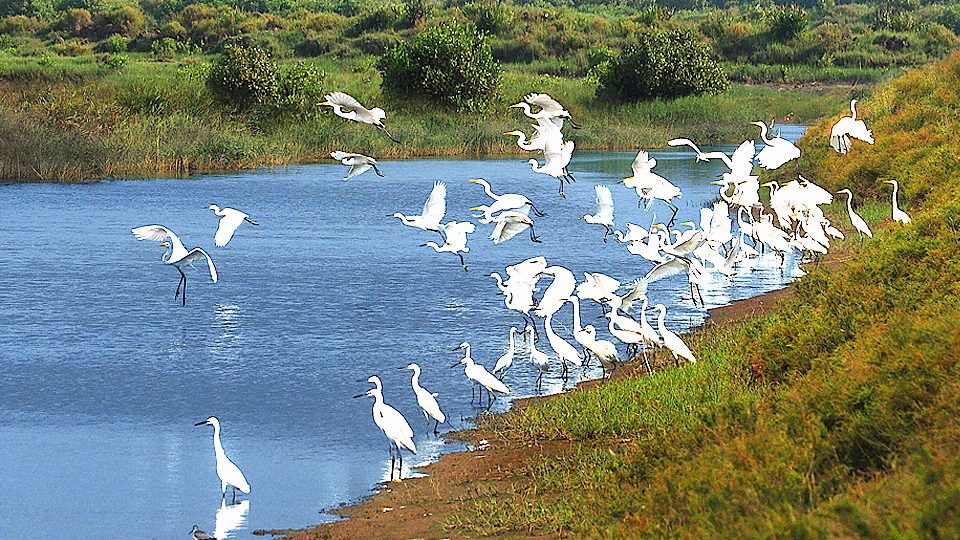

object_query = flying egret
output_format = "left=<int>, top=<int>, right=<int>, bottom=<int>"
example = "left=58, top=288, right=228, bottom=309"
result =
left=393, top=181, right=446, bottom=238
left=505, top=116, right=560, bottom=151
left=525, top=325, right=551, bottom=390
left=424, top=220, right=475, bottom=271
left=190, top=525, right=216, bottom=540
left=402, top=363, right=445, bottom=434
left=512, top=92, right=581, bottom=129
left=320, top=91, right=400, bottom=143
left=452, top=342, right=509, bottom=407
left=468, top=178, right=545, bottom=221
left=838, top=188, right=873, bottom=239
left=354, top=376, right=416, bottom=480
left=884, top=180, right=911, bottom=223
left=493, top=326, right=519, bottom=379
left=330, top=151, right=384, bottom=179
left=535, top=265, right=576, bottom=319
left=830, top=99, right=874, bottom=154
left=489, top=207, right=541, bottom=244
left=207, top=205, right=258, bottom=247
left=544, top=309, right=583, bottom=379
left=195, top=416, right=250, bottom=502
left=526, top=121, right=575, bottom=197
left=132, top=225, right=217, bottom=306
left=751, top=121, right=800, bottom=170
left=584, top=185, right=615, bottom=241
left=653, top=303, right=697, bottom=364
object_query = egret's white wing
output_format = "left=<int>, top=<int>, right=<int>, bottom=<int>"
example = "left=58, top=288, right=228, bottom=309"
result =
left=594, top=185, right=614, bottom=221
left=524, top=93, right=564, bottom=115
left=421, top=182, right=446, bottom=225
left=728, top=140, right=756, bottom=177
left=323, top=91, right=364, bottom=113
left=184, top=248, right=218, bottom=282
left=131, top=225, right=174, bottom=243
left=214, top=212, right=246, bottom=247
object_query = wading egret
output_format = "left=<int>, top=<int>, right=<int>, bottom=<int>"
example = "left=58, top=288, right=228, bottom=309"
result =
left=830, top=99, right=874, bottom=154
left=321, top=91, right=400, bottom=143
left=885, top=180, right=911, bottom=223
left=584, top=185, right=615, bottom=241
left=452, top=342, right=509, bottom=407
left=512, top=92, right=581, bottom=129
left=838, top=188, right=873, bottom=239
left=354, top=376, right=416, bottom=480
left=132, top=225, right=217, bottom=306
left=393, top=181, right=446, bottom=237
left=544, top=309, right=583, bottom=379
left=424, top=220, right=475, bottom=271
left=653, top=304, right=697, bottom=364
left=208, top=205, right=258, bottom=247
left=581, top=325, right=619, bottom=377
left=403, top=363, right=445, bottom=434
left=330, top=151, right=384, bottom=179
left=526, top=325, right=551, bottom=390
left=751, top=121, right=800, bottom=170
left=493, top=326, right=519, bottom=379
left=195, top=416, right=250, bottom=502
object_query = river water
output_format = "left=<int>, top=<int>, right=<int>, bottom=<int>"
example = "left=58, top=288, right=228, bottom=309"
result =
left=0, top=127, right=806, bottom=539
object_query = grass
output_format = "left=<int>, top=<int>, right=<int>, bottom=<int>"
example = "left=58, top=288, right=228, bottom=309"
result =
left=439, top=50, right=960, bottom=539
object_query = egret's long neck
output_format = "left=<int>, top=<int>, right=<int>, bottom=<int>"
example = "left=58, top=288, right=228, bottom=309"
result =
left=570, top=298, right=582, bottom=331
left=657, top=307, right=667, bottom=333
left=212, top=423, right=226, bottom=459
left=411, top=369, right=420, bottom=389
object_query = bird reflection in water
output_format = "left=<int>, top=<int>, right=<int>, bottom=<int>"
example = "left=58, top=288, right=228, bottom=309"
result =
left=214, top=499, right=250, bottom=539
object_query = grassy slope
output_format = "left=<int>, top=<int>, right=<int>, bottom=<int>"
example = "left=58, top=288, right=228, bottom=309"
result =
left=449, top=51, right=960, bottom=539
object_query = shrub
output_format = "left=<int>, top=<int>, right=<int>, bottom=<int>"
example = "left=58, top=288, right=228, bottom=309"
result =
left=207, top=42, right=277, bottom=111
left=598, top=28, right=728, bottom=102
left=275, top=60, right=325, bottom=119
left=377, top=22, right=501, bottom=111
left=764, top=5, right=808, bottom=41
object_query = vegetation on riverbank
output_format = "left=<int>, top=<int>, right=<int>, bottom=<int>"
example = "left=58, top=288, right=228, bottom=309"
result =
left=1, top=0, right=958, bottom=181
left=439, top=50, right=960, bottom=539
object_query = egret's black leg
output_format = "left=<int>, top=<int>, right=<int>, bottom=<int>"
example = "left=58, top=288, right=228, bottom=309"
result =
left=529, top=202, right=546, bottom=217
left=457, top=252, right=467, bottom=272
left=529, top=224, right=542, bottom=243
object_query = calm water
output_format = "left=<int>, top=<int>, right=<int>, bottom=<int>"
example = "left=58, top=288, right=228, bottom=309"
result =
left=0, top=128, right=806, bottom=540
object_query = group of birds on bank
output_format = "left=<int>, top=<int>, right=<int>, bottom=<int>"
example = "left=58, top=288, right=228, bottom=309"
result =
left=133, top=89, right=913, bottom=508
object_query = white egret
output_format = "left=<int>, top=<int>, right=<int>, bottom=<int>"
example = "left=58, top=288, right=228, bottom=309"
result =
left=393, top=181, right=446, bottom=237
left=512, top=92, right=581, bottom=129
left=751, top=121, right=800, bottom=170
left=424, top=220, right=475, bottom=271
left=605, top=313, right=644, bottom=366
left=453, top=342, right=509, bottom=407
left=544, top=310, right=583, bottom=379
left=354, top=376, right=416, bottom=480
left=132, top=225, right=217, bottom=306
left=504, top=116, right=559, bottom=151
left=489, top=207, right=541, bottom=244
left=535, top=265, right=576, bottom=318
left=637, top=296, right=662, bottom=371
left=612, top=222, right=648, bottom=244
left=190, top=525, right=216, bottom=540
left=885, top=180, right=911, bottom=223
left=525, top=325, right=551, bottom=389
left=468, top=178, right=544, bottom=221
left=566, top=296, right=597, bottom=361
left=838, top=189, right=873, bottom=239
left=493, top=326, right=519, bottom=379
left=576, top=272, right=621, bottom=308
left=195, top=416, right=250, bottom=502
left=330, top=151, right=384, bottom=179
left=830, top=99, right=874, bottom=154
left=527, top=136, right=576, bottom=198
left=320, top=91, right=399, bottom=143
left=584, top=184, right=615, bottom=241
left=623, top=149, right=682, bottom=223
left=653, top=304, right=697, bottom=364
left=207, top=205, right=258, bottom=247
left=403, top=363, right=446, bottom=434
left=581, top=325, right=619, bottom=377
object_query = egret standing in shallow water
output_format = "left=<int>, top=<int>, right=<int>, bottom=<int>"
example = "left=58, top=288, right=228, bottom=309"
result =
left=453, top=342, right=509, bottom=407
left=208, top=205, right=259, bottom=247
left=354, top=376, right=416, bottom=480
left=402, top=363, right=446, bottom=435
left=493, top=326, right=519, bottom=379
left=195, top=416, right=250, bottom=503
left=132, top=225, right=217, bottom=306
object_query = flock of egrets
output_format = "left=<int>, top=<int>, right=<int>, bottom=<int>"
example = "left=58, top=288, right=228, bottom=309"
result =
left=133, top=89, right=912, bottom=527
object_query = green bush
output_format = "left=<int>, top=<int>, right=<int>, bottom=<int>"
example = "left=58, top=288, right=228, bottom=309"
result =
left=764, top=5, right=808, bottom=41
left=275, top=60, right=325, bottom=119
left=598, top=28, right=727, bottom=102
left=207, top=42, right=277, bottom=111
left=377, top=22, right=501, bottom=111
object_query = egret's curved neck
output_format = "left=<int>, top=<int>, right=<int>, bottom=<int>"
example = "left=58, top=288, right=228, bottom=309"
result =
left=570, top=297, right=582, bottom=330
left=850, top=100, right=858, bottom=119
left=212, top=422, right=226, bottom=459
left=410, top=368, right=420, bottom=388
left=656, top=307, right=667, bottom=331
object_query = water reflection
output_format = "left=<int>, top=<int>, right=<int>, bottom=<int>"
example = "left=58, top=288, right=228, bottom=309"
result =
left=214, top=500, right=249, bottom=539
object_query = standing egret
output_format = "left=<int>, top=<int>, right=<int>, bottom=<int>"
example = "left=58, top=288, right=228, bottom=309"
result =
left=838, top=188, right=873, bottom=239
left=452, top=343, right=509, bottom=407
left=424, top=220, right=475, bottom=271
left=584, top=185, right=615, bottom=241
left=512, top=92, right=581, bottom=129
left=606, top=313, right=644, bottom=366
left=830, top=99, right=874, bottom=154
left=402, top=363, right=445, bottom=434
left=321, top=91, right=400, bottom=143
left=195, top=417, right=250, bottom=502
left=208, top=205, right=258, bottom=247
left=544, top=310, right=583, bottom=380
left=132, top=225, right=218, bottom=306
left=393, top=181, right=446, bottom=238
left=653, top=304, right=697, bottom=365
left=493, top=326, right=519, bottom=379
left=468, top=178, right=545, bottom=221
left=526, top=325, right=551, bottom=390
left=581, top=325, right=619, bottom=377
left=566, top=296, right=596, bottom=362
left=354, top=376, right=416, bottom=480
left=751, top=121, right=800, bottom=170
left=885, top=180, right=912, bottom=223
left=330, top=151, right=384, bottom=179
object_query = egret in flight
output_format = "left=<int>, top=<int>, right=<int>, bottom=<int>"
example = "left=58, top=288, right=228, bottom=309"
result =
left=584, top=184, right=615, bottom=241
left=195, top=416, right=250, bottom=503
left=321, top=91, right=400, bottom=143
left=393, top=181, right=446, bottom=238
left=424, top=220, right=475, bottom=271
left=830, top=99, right=874, bottom=154
left=489, top=207, right=541, bottom=244
left=132, top=225, right=217, bottom=305
left=208, top=205, right=258, bottom=247
left=751, top=121, right=800, bottom=170
left=885, top=180, right=911, bottom=223
left=512, top=92, right=581, bottom=129
left=838, top=188, right=873, bottom=239
left=468, top=178, right=545, bottom=221
left=354, top=376, right=416, bottom=480
left=330, top=151, right=384, bottom=179
left=402, top=363, right=446, bottom=434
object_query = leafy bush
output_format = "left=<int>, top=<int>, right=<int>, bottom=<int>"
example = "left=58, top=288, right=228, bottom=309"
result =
left=598, top=28, right=728, bottom=102
left=275, top=60, right=325, bottom=119
left=207, top=42, right=277, bottom=110
left=377, top=22, right=501, bottom=111
left=764, top=5, right=808, bottom=41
